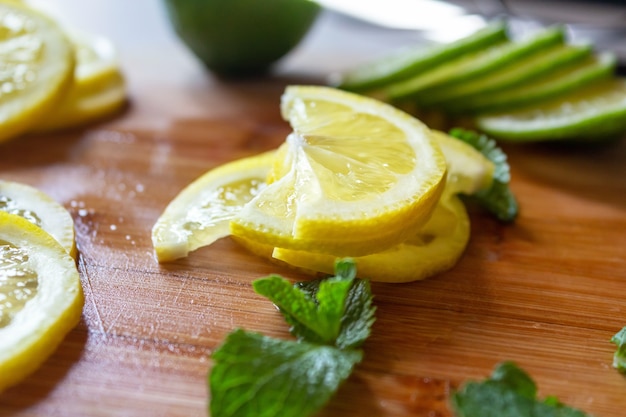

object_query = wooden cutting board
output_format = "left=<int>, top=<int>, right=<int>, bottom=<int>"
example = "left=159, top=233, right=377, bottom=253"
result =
left=1, top=2, right=625, bottom=416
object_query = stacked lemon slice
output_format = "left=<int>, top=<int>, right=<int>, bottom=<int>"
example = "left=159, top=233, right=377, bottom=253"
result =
left=0, top=180, right=83, bottom=392
left=0, top=0, right=126, bottom=142
left=153, top=86, right=497, bottom=282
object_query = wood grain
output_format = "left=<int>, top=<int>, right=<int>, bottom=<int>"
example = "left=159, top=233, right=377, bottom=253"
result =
left=1, top=2, right=626, bottom=416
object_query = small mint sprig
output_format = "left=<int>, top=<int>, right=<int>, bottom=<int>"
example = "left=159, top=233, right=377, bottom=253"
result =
left=448, top=127, right=519, bottom=222
left=611, top=326, right=626, bottom=373
left=209, top=259, right=375, bottom=417
left=453, top=361, right=593, bottom=417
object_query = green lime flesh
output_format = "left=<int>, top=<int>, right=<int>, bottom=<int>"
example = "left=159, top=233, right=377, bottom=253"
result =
left=418, top=42, right=592, bottom=108
left=386, top=26, right=566, bottom=102
left=477, top=78, right=626, bottom=142
left=337, top=22, right=509, bottom=92
left=453, top=52, right=617, bottom=115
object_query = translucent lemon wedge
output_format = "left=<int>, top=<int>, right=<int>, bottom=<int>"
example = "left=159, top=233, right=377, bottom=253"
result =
left=152, top=152, right=275, bottom=262
left=0, top=211, right=83, bottom=392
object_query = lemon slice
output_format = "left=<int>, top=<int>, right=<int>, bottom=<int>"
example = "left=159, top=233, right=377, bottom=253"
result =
left=0, top=211, right=83, bottom=392
left=230, top=85, right=447, bottom=257
left=35, top=30, right=126, bottom=132
left=431, top=130, right=494, bottom=195
left=272, top=192, right=470, bottom=282
left=152, top=151, right=275, bottom=262
left=0, top=180, right=76, bottom=258
left=477, top=77, right=626, bottom=141
left=0, top=1, right=75, bottom=143
left=263, top=131, right=491, bottom=282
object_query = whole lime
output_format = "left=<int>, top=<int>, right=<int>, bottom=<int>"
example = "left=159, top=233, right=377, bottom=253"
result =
left=163, top=0, right=321, bottom=76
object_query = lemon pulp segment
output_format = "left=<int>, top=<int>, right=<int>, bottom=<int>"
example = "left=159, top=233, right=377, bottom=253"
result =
left=0, top=1, right=75, bottom=142
left=0, top=211, right=83, bottom=392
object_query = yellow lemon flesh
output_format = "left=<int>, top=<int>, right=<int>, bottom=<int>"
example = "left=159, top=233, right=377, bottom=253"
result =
left=0, top=180, right=76, bottom=258
left=230, top=85, right=448, bottom=257
left=0, top=211, right=83, bottom=392
left=152, top=151, right=275, bottom=262
left=0, top=1, right=75, bottom=142
left=35, top=29, right=126, bottom=132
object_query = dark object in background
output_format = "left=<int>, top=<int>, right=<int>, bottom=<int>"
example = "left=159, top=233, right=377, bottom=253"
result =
left=162, top=0, right=321, bottom=77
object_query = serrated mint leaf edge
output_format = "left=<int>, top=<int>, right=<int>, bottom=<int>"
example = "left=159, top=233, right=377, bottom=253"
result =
left=336, top=278, right=376, bottom=350
left=253, top=275, right=339, bottom=344
left=452, top=361, right=593, bottom=417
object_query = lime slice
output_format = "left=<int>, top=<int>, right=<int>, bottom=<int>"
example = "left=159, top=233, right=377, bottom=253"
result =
left=419, top=43, right=592, bottom=108
left=152, top=151, right=274, bottom=262
left=386, top=26, right=565, bottom=102
left=477, top=78, right=626, bottom=141
left=0, top=211, right=83, bottom=392
left=336, top=22, right=508, bottom=92
left=452, top=52, right=617, bottom=114
left=0, top=1, right=75, bottom=143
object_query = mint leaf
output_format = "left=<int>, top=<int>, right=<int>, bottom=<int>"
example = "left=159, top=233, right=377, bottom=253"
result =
left=253, top=272, right=353, bottom=345
left=210, top=260, right=375, bottom=417
left=335, top=278, right=376, bottom=349
left=490, top=361, right=537, bottom=400
left=296, top=262, right=375, bottom=349
left=452, top=362, right=593, bottom=417
left=254, top=258, right=375, bottom=349
left=210, top=329, right=362, bottom=417
left=448, top=127, right=519, bottom=222
left=611, top=326, right=626, bottom=373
